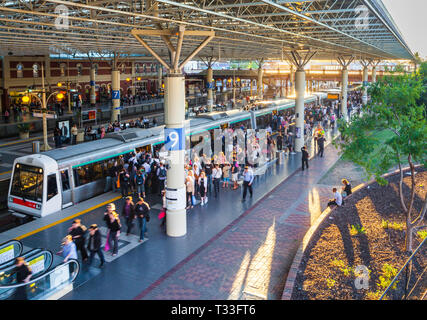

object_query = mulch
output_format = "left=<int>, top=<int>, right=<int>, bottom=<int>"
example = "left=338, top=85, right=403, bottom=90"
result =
left=292, top=167, right=426, bottom=300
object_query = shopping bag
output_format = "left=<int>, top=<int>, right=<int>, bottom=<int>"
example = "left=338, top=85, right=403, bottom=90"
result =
left=104, top=231, right=110, bottom=252
left=116, top=177, right=120, bottom=189
left=191, top=195, right=196, bottom=206
left=158, top=211, right=166, bottom=220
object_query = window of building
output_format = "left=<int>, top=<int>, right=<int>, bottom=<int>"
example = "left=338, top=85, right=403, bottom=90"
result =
left=60, top=63, right=66, bottom=77
left=135, top=63, right=141, bottom=74
left=33, top=63, right=39, bottom=78
left=76, top=63, right=83, bottom=76
left=47, top=174, right=58, bottom=201
left=16, top=63, right=24, bottom=78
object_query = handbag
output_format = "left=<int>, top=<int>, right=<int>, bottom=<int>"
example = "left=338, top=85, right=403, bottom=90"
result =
left=158, top=211, right=166, bottom=220
left=191, top=195, right=197, bottom=206
left=104, top=230, right=110, bottom=252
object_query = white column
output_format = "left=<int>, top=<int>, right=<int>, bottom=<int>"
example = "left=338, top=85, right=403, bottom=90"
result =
left=111, top=70, right=121, bottom=122
left=281, top=79, right=286, bottom=97
left=295, top=68, right=305, bottom=152
left=362, top=66, right=368, bottom=105
left=207, top=67, right=213, bottom=112
left=341, top=66, right=349, bottom=121
left=165, top=73, right=187, bottom=237
left=290, top=65, right=295, bottom=96
left=257, top=67, right=263, bottom=99
left=372, top=66, right=377, bottom=83
left=90, top=67, right=96, bottom=105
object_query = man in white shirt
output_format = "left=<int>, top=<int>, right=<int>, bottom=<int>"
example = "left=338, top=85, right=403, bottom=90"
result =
left=212, top=164, right=222, bottom=198
left=327, top=187, right=343, bottom=207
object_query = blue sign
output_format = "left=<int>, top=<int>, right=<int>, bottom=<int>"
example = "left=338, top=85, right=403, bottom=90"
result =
left=112, top=90, right=120, bottom=100
left=114, top=106, right=123, bottom=110
left=206, top=82, right=214, bottom=89
left=90, top=80, right=95, bottom=86
left=164, top=128, right=185, bottom=151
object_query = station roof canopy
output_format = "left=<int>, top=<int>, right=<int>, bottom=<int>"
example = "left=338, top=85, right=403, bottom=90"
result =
left=0, top=0, right=414, bottom=62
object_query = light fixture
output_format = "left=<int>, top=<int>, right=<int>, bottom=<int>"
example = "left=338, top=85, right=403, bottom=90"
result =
left=22, top=96, right=30, bottom=103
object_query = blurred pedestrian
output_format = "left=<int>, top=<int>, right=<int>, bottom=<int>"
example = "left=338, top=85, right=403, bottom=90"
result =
left=87, top=224, right=105, bottom=268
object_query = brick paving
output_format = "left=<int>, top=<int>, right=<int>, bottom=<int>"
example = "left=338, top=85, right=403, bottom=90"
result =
left=135, top=144, right=342, bottom=300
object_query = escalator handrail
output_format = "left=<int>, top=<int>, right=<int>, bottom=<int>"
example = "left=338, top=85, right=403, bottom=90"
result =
left=0, top=250, right=54, bottom=279
left=0, top=239, right=23, bottom=264
left=0, top=259, right=80, bottom=290
left=0, top=248, right=42, bottom=270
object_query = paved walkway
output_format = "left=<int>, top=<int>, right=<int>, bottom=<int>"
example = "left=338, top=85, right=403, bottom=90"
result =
left=133, top=144, right=341, bottom=300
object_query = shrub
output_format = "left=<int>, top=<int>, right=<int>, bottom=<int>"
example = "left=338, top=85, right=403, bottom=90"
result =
left=326, top=278, right=336, bottom=289
left=377, top=263, right=398, bottom=290
left=417, top=230, right=427, bottom=240
left=350, top=224, right=366, bottom=236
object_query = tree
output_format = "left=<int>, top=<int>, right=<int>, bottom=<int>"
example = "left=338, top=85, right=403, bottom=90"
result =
left=335, top=71, right=427, bottom=252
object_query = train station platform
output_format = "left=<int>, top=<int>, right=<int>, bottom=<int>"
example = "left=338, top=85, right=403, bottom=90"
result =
left=0, top=127, right=341, bottom=300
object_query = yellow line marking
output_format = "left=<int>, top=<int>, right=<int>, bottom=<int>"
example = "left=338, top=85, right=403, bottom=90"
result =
left=0, top=134, right=53, bottom=148
left=0, top=170, right=11, bottom=176
left=15, top=195, right=122, bottom=240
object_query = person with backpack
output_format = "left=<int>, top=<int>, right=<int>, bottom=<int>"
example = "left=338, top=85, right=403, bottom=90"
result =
left=122, top=196, right=135, bottom=236
left=135, top=197, right=150, bottom=242
left=135, top=169, right=146, bottom=198
left=68, top=219, right=88, bottom=262
left=157, top=162, right=167, bottom=196
left=119, top=167, right=130, bottom=198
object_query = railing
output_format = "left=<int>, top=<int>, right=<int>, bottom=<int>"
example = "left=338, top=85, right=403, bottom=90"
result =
left=379, top=236, right=427, bottom=300
left=0, top=259, right=80, bottom=300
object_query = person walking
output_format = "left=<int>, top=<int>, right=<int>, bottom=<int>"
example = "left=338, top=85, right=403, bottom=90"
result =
left=242, top=166, right=254, bottom=201
left=198, top=171, right=208, bottom=205
left=186, top=174, right=195, bottom=209
left=135, top=169, right=146, bottom=198
left=103, top=203, right=121, bottom=256
left=231, top=160, right=239, bottom=190
left=204, top=160, right=213, bottom=195
left=59, top=235, right=78, bottom=262
left=135, top=197, right=150, bottom=242
left=276, top=133, right=283, bottom=151
left=301, top=145, right=309, bottom=171
left=222, top=162, right=231, bottom=188
left=119, top=167, right=130, bottom=198
left=71, top=124, right=78, bottom=145
left=157, top=162, right=167, bottom=195
left=11, top=257, right=32, bottom=300
left=68, top=219, right=88, bottom=262
left=54, top=125, right=62, bottom=148
left=86, top=224, right=105, bottom=268
left=317, top=133, right=326, bottom=158
left=121, top=196, right=135, bottom=236
left=212, top=164, right=222, bottom=198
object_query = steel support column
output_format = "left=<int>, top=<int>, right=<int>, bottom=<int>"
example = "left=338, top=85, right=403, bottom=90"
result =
left=295, top=68, right=305, bottom=152
left=90, top=67, right=96, bottom=105
left=111, top=70, right=121, bottom=122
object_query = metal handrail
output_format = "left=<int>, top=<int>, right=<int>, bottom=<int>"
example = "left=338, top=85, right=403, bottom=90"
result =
left=379, top=236, right=427, bottom=300
left=0, top=248, right=42, bottom=270
left=0, top=259, right=80, bottom=290
left=0, top=250, right=53, bottom=281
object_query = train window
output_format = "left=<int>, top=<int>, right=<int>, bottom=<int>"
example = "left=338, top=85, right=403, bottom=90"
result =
left=47, top=174, right=58, bottom=201
left=61, top=170, right=70, bottom=191
left=11, top=164, right=44, bottom=202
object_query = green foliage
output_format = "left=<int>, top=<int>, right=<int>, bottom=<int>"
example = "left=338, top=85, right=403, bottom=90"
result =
left=365, top=290, right=383, bottom=300
left=417, top=230, right=427, bottom=240
left=335, top=71, right=427, bottom=184
left=350, top=224, right=366, bottom=236
left=330, top=259, right=354, bottom=277
left=17, top=123, right=30, bottom=133
left=330, top=259, right=346, bottom=268
left=381, top=220, right=405, bottom=231
left=326, top=278, right=336, bottom=289
left=377, top=263, right=398, bottom=290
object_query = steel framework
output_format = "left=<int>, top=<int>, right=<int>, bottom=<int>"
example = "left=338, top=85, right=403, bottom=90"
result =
left=0, top=0, right=414, bottom=61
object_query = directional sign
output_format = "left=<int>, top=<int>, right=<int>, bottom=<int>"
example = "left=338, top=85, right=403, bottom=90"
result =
left=164, top=128, right=185, bottom=151
left=112, top=90, right=120, bottom=100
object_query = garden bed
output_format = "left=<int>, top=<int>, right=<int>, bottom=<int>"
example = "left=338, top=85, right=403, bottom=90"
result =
left=292, top=167, right=426, bottom=300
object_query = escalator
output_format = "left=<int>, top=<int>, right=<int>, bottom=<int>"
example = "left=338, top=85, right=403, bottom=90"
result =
left=0, top=239, right=80, bottom=300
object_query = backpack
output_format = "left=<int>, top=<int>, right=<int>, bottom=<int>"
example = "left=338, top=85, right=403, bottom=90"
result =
left=159, top=168, right=166, bottom=178
left=136, top=175, right=144, bottom=185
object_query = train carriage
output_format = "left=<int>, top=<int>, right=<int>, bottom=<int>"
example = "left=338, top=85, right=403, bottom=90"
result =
left=8, top=94, right=326, bottom=218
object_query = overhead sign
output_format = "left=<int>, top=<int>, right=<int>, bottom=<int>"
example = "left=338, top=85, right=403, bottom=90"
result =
left=164, top=128, right=185, bottom=151
left=32, top=110, right=57, bottom=119
left=112, top=90, right=120, bottom=100
left=327, top=94, right=339, bottom=100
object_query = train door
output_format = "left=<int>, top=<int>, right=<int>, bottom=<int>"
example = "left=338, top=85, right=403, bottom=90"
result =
left=44, top=171, right=62, bottom=216
left=60, top=169, right=72, bottom=209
